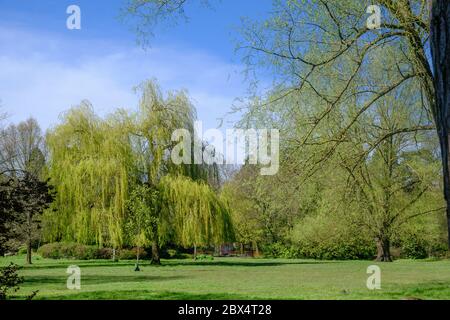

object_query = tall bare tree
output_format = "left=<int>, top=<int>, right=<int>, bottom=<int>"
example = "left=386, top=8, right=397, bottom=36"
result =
left=0, top=118, right=46, bottom=178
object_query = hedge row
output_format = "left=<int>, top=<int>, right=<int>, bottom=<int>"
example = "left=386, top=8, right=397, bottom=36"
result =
left=37, top=243, right=147, bottom=260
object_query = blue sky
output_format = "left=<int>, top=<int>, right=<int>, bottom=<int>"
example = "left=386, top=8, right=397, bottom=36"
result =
left=0, top=0, right=273, bottom=132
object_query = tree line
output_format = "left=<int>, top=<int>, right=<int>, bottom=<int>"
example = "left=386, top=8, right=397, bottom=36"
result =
left=1, top=0, right=449, bottom=263
left=120, top=0, right=449, bottom=262
left=0, top=81, right=234, bottom=265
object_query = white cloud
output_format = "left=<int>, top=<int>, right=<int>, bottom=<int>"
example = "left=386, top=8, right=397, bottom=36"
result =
left=0, top=25, right=247, bottom=132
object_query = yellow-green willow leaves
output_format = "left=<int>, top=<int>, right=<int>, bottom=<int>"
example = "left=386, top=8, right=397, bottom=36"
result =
left=44, top=80, right=233, bottom=250
left=160, top=175, right=234, bottom=248
left=44, top=102, right=133, bottom=247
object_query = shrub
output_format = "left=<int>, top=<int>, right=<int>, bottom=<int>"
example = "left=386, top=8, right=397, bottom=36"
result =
left=400, top=234, right=428, bottom=259
left=162, top=248, right=191, bottom=259
left=289, top=213, right=376, bottom=260
left=95, top=248, right=113, bottom=260
left=73, top=244, right=97, bottom=260
left=0, top=263, right=23, bottom=300
left=400, top=232, right=447, bottom=259
left=17, top=246, right=28, bottom=255
left=118, top=248, right=148, bottom=260
left=167, top=249, right=178, bottom=258
left=299, top=238, right=376, bottom=260
left=195, top=254, right=214, bottom=261
left=263, top=243, right=301, bottom=259
left=38, top=243, right=63, bottom=259
left=59, top=243, right=76, bottom=258
left=38, top=243, right=114, bottom=260
left=118, top=249, right=134, bottom=260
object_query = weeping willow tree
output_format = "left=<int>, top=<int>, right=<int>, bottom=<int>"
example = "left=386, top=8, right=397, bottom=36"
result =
left=160, top=175, right=234, bottom=259
left=45, top=80, right=233, bottom=263
left=128, top=80, right=223, bottom=263
left=131, top=80, right=217, bottom=183
left=44, top=102, right=134, bottom=248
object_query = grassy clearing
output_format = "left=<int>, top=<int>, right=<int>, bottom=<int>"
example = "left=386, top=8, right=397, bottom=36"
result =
left=1, top=255, right=450, bottom=300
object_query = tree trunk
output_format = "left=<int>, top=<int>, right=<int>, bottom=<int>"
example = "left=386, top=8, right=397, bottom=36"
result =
left=240, top=243, right=244, bottom=256
left=112, top=248, right=116, bottom=262
left=26, top=212, right=32, bottom=265
left=193, top=244, right=197, bottom=260
left=431, top=0, right=450, bottom=249
left=151, top=240, right=161, bottom=265
left=253, top=241, right=259, bottom=257
left=375, top=237, right=392, bottom=262
left=134, top=246, right=140, bottom=271
left=26, top=238, right=32, bottom=265
left=214, top=245, right=219, bottom=256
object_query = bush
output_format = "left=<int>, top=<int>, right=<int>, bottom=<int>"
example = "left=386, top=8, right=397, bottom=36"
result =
left=162, top=248, right=191, bottom=259
left=195, top=254, right=214, bottom=261
left=38, top=243, right=63, bottom=259
left=73, top=244, right=98, bottom=260
left=59, top=243, right=76, bottom=258
left=95, top=248, right=113, bottom=260
left=17, top=246, right=28, bottom=255
left=300, top=238, right=375, bottom=260
left=0, top=263, right=23, bottom=300
left=289, top=213, right=376, bottom=260
left=400, top=232, right=447, bottom=259
left=118, top=248, right=148, bottom=260
left=38, top=243, right=114, bottom=260
left=263, top=243, right=301, bottom=259
left=166, top=249, right=178, bottom=258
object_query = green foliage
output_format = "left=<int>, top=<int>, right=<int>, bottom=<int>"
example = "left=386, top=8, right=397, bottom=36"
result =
left=17, top=246, right=27, bottom=255
left=38, top=243, right=114, bottom=260
left=398, top=228, right=448, bottom=259
left=0, top=179, right=17, bottom=255
left=45, top=102, right=131, bottom=247
left=290, top=211, right=376, bottom=260
left=125, top=185, right=158, bottom=250
left=72, top=245, right=100, bottom=260
left=165, top=249, right=178, bottom=258
left=195, top=254, right=214, bottom=261
left=45, top=80, right=231, bottom=256
left=221, top=0, right=445, bottom=262
left=118, top=248, right=148, bottom=260
left=262, top=243, right=301, bottom=259
left=96, top=248, right=114, bottom=260
left=224, top=36, right=445, bottom=261
left=401, top=235, right=429, bottom=260
left=37, top=243, right=62, bottom=259
left=0, top=263, right=23, bottom=300
left=160, top=175, right=235, bottom=247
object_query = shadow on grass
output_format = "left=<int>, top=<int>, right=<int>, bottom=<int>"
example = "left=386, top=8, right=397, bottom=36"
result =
left=36, top=290, right=259, bottom=300
left=19, top=259, right=338, bottom=270
left=160, top=259, right=337, bottom=268
left=20, top=261, right=136, bottom=270
left=23, top=274, right=187, bottom=286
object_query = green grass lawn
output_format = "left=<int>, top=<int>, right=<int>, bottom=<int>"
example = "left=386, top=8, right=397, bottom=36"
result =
left=1, top=255, right=450, bottom=300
